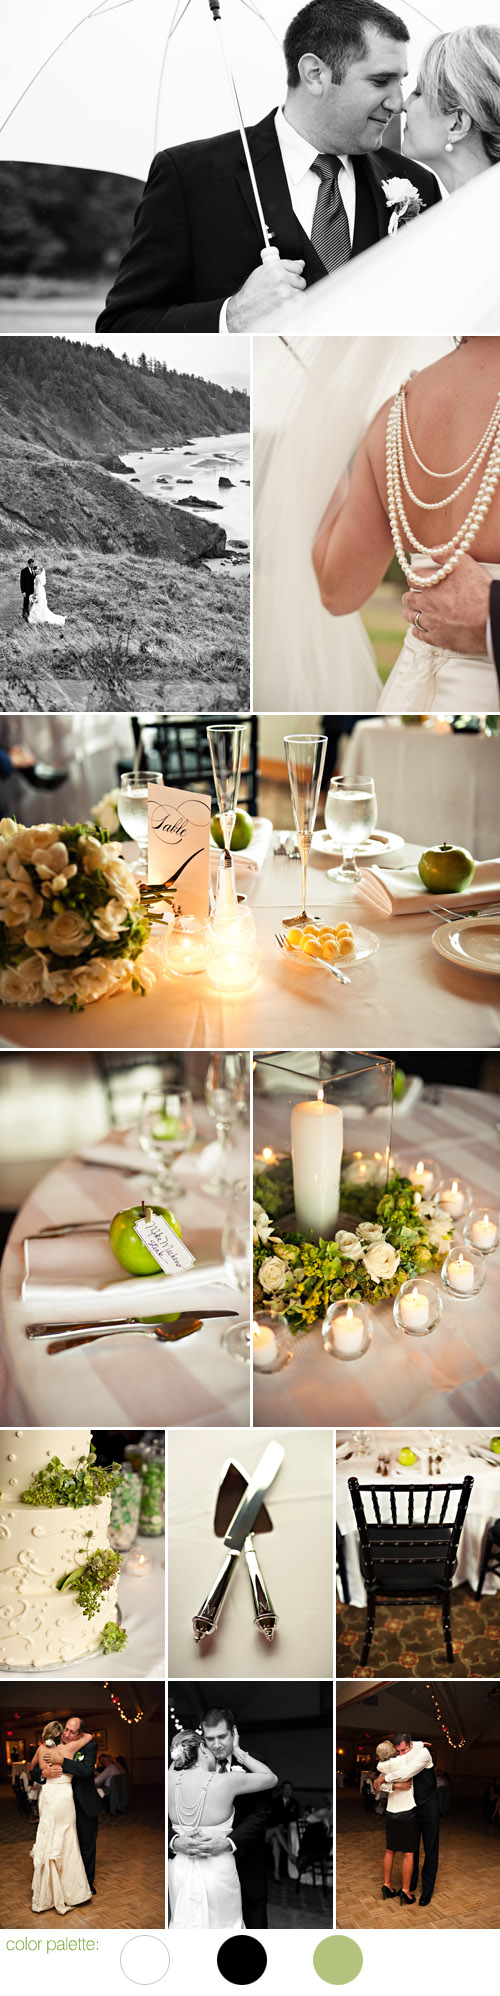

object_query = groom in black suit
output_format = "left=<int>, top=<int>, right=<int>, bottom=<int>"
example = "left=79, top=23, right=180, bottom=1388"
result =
left=20, top=555, right=36, bottom=623
left=199, top=1709, right=271, bottom=1928
left=96, top=0, right=440, bottom=335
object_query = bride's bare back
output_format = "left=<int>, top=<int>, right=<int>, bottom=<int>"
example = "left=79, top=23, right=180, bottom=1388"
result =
left=169, top=1768, right=246, bottom=1828
left=314, top=337, right=500, bottom=614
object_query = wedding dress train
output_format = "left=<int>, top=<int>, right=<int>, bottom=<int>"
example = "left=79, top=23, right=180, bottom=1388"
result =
left=28, top=569, right=66, bottom=626
left=31, top=1775, right=91, bottom=1915
left=378, top=562, right=500, bottom=714
left=169, top=1816, right=244, bottom=1931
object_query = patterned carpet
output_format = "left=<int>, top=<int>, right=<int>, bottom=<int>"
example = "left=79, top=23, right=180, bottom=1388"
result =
left=336, top=1584, right=500, bottom=1677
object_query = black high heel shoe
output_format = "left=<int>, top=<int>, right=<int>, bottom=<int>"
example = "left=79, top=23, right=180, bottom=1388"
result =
left=400, top=1891, right=416, bottom=1905
left=381, top=1886, right=397, bottom=1899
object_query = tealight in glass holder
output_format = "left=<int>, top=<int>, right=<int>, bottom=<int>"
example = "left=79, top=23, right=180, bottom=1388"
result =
left=436, top=1176, right=472, bottom=1221
left=206, top=897, right=259, bottom=995
left=253, top=1310, right=295, bottom=1374
left=163, top=914, right=211, bottom=977
left=393, top=1277, right=443, bottom=1337
left=322, top=1299, right=373, bottom=1361
left=441, top=1245, right=486, bottom=1298
left=462, top=1209, right=499, bottom=1256
left=398, top=1156, right=440, bottom=1200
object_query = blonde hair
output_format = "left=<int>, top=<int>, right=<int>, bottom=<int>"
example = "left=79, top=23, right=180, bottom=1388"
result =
left=42, top=1722, right=63, bottom=1745
left=376, top=1739, right=396, bottom=1761
left=418, top=26, right=500, bottom=165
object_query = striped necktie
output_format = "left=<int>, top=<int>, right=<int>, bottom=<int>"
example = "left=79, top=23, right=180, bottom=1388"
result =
left=311, top=154, right=351, bottom=272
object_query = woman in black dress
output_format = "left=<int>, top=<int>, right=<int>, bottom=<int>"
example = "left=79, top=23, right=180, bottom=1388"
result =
left=377, top=1740, right=419, bottom=1907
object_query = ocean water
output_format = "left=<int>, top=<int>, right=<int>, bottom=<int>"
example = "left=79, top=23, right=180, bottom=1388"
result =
left=122, top=431, right=250, bottom=547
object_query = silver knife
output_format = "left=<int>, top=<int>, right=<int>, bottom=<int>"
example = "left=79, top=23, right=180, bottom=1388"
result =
left=26, top=1309, right=237, bottom=1340
left=223, top=1442, right=284, bottom=1552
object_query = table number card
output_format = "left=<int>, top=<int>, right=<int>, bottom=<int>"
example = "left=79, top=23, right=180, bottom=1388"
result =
left=147, top=781, right=211, bottom=918
left=133, top=1212, right=196, bottom=1276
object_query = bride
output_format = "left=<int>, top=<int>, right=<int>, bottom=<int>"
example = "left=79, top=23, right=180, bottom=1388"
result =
left=168, top=1727, right=277, bottom=1930
left=312, top=336, right=500, bottom=712
left=403, top=25, right=500, bottom=193
left=28, top=566, right=66, bottom=628
left=30, top=1724, right=92, bottom=1916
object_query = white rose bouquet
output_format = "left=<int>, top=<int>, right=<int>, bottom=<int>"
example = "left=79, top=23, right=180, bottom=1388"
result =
left=0, top=818, right=156, bottom=1011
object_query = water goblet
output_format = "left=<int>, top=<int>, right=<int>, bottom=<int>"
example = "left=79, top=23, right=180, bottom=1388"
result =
left=203, top=1052, right=244, bottom=1195
left=282, top=733, right=327, bottom=928
left=325, top=776, right=377, bottom=885
left=118, top=770, right=163, bottom=879
left=138, top=1087, right=194, bottom=1202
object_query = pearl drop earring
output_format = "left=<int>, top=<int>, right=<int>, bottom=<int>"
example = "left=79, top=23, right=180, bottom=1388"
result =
left=445, top=139, right=453, bottom=152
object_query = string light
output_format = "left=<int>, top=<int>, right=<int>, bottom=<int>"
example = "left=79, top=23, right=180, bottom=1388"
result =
left=103, top=1682, right=144, bottom=1727
left=425, top=1683, right=466, bottom=1749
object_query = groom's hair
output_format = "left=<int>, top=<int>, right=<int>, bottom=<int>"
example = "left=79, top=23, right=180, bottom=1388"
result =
left=203, top=1708, right=235, bottom=1732
left=284, top=0, right=409, bottom=87
left=394, top=1732, right=412, bottom=1747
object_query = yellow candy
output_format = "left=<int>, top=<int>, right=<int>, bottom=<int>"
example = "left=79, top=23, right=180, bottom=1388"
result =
left=302, top=936, right=323, bottom=957
left=321, top=940, right=340, bottom=961
left=335, top=923, right=354, bottom=938
left=302, top=926, right=319, bottom=940
left=318, top=926, right=335, bottom=942
left=286, top=927, right=304, bottom=948
left=337, top=935, right=355, bottom=956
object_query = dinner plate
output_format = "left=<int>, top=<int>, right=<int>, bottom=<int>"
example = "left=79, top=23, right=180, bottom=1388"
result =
left=432, top=915, right=500, bottom=976
left=312, top=827, right=404, bottom=863
left=278, top=925, right=380, bottom=969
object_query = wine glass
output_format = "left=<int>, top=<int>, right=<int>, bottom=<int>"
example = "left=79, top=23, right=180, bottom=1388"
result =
left=220, top=1188, right=251, bottom=1361
left=203, top=1053, right=244, bottom=1195
left=207, top=724, right=245, bottom=917
left=138, top=1088, right=194, bottom=1202
left=324, top=776, right=377, bottom=885
left=282, top=734, right=327, bottom=928
left=118, top=771, right=163, bottom=878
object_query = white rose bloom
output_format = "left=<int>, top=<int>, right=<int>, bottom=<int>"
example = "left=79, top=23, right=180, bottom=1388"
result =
left=0, top=956, right=45, bottom=1007
left=44, top=911, right=92, bottom=956
left=92, top=898, right=129, bottom=941
left=253, top=1202, right=274, bottom=1245
left=356, top=1223, right=385, bottom=1243
left=424, top=1219, right=452, bottom=1253
left=5, top=853, right=32, bottom=884
left=0, top=881, right=43, bottom=926
left=259, top=1254, right=287, bottom=1293
left=91, top=791, right=120, bottom=835
left=101, top=855, right=140, bottom=905
left=416, top=1200, right=437, bottom=1220
left=0, top=818, right=17, bottom=843
left=16, top=826, right=58, bottom=861
left=335, top=1230, right=365, bottom=1261
left=79, top=835, right=107, bottom=873
left=363, top=1240, right=400, bottom=1281
left=42, top=956, right=125, bottom=1006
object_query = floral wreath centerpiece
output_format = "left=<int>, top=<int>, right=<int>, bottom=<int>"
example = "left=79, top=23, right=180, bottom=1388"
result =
left=0, top=817, right=157, bottom=1010
left=253, top=1153, right=454, bottom=1333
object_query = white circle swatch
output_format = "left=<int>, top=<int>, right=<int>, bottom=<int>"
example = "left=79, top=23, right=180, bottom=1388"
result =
left=120, top=1937, right=170, bottom=1985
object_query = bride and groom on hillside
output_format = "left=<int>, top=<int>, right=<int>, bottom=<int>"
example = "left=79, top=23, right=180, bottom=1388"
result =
left=20, top=556, right=66, bottom=630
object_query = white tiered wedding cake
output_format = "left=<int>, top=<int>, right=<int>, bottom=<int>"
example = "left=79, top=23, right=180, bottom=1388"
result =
left=0, top=1429, right=123, bottom=1670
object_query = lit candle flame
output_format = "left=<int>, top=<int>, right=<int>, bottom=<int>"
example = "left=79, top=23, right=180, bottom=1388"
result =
left=263, top=1147, right=273, bottom=1162
left=451, top=1181, right=458, bottom=1195
left=346, top=1308, right=353, bottom=1321
left=483, top=1214, right=489, bottom=1225
left=458, top=1253, right=464, bottom=1267
left=411, top=1287, right=418, bottom=1302
left=416, top=1161, right=424, bottom=1174
left=317, top=1086, right=324, bottom=1102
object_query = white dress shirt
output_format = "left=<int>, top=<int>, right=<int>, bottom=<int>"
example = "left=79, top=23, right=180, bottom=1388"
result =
left=378, top=1740, right=433, bottom=1793
left=220, top=105, right=356, bottom=330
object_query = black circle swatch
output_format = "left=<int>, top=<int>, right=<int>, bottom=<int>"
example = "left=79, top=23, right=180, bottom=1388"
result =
left=217, top=1937, right=267, bottom=1985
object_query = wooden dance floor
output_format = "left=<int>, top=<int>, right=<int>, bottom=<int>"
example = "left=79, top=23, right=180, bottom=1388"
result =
left=336, top=1792, right=499, bottom=1929
left=1, top=1786, right=164, bottom=1930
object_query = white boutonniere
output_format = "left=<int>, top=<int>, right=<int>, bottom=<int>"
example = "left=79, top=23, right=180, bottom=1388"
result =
left=381, top=177, right=424, bottom=234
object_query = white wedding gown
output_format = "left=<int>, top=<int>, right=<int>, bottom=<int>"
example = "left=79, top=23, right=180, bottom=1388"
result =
left=378, top=560, right=500, bottom=714
left=32, top=1774, right=91, bottom=1915
left=28, top=569, right=66, bottom=626
left=169, top=1814, right=244, bottom=1931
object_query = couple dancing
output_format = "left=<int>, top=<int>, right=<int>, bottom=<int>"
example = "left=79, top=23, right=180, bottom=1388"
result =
left=375, top=1731, right=440, bottom=1909
left=168, top=1708, right=277, bottom=1930
left=28, top=1717, right=102, bottom=1916
left=20, top=555, right=66, bottom=629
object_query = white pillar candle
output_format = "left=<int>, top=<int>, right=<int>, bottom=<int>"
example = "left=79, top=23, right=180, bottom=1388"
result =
left=333, top=1307, right=365, bottom=1357
left=471, top=1214, right=497, bottom=1250
left=291, top=1095, right=343, bottom=1235
left=253, top=1321, right=278, bottom=1370
left=447, top=1253, right=475, bottom=1293
left=400, top=1286, right=430, bottom=1331
left=409, top=1160, right=434, bottom=1197
left=440, top=1181, right=465, bottom=1218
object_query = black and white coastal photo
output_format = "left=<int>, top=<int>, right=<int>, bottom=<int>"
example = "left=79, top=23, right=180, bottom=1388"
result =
left=168, top=1682, right=333, bottom=1929
left=0, top=2, right=499, bottom=337
left=0, top=334, right=250, bottom=710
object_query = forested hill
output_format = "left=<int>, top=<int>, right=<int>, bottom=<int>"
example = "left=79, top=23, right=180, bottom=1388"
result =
left=0, top=339, right=250, bottom=458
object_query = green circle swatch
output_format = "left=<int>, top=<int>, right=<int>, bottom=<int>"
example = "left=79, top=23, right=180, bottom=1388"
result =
left=313, top=1937, right=363, bottom=1985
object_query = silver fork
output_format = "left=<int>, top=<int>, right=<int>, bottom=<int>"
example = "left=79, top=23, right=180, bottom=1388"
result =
left=274, top=929, right=351, bottom=985
left=430, top=901, right=500, bottom=922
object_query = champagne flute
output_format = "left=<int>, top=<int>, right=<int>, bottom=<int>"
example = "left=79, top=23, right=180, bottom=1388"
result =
left=207, top=724, right=245, bottom=918
left=325, top=776, right=377, bottom=885
left=283, top=734, right=327, bottom=928
left=220, top=1188, right=251, bottom=1361
left=138, top=1088, right=194, bottom=1202
left=118, top=771, right=163, bottom=878
left=203, top=1052, right=244, bottom=1195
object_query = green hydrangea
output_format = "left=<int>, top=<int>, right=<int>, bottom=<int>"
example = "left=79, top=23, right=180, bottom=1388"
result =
left=101, top=1621, right=128, bottom=1654
left=20, top=1448, right=124, bottom=1510
left=253, top=1170, right=450, bottom=1334
left=57, top=1546, right=122, bottom=1619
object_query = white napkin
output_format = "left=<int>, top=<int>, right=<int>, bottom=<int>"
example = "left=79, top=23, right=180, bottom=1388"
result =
left=209, top=818, right=272, bottom=877
left=22, top=1225, right=236, bottom=1316
left=78, top=1141, right=146, bottom=1173
left=356, top=858, right=500, bottom=920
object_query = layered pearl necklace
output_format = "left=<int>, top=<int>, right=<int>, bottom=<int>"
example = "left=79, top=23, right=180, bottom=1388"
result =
left=174, top=1770, right=214, bottom=1830
left=386, top=380, right=500, bottom=588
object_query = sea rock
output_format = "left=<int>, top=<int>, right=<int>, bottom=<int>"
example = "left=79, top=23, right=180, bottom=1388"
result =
left=99, top=454, right=134, bottom=475
left=174, top=496, right=223, bottom=511
left=218, top=476, right=234, bottom=488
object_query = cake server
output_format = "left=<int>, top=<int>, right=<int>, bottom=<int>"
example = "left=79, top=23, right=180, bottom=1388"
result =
left=192, top=1446, right=282, bottom=1644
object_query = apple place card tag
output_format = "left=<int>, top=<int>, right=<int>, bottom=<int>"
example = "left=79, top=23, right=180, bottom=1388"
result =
left=133, top=1214, right=196, bottom=1276
left=147, top=782, right=211, bottom=919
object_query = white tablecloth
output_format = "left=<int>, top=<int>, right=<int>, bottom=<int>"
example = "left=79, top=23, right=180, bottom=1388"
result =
left=4, top=1534, right=165, bottom=1681
left=168, top=1428, right=333, bottom=1679
left=0, top=1129, right=250, bottom=1428
left=336, top=1429, right=500, bottom=1605
left=342, top=722, right=500, bottom=858
left=0, top=842, right=499, bottom=1051
left=253, top=1085, right=500, bottom=1429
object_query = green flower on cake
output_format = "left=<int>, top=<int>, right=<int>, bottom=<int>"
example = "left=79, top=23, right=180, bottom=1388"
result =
left=57, top=1546, right=122, bottom=1620
left=20, top=1447, right=124, bottom=1509
left=102, top=1621, right=128, bottom=1654
left=253, top=1168, right=453, bottom=1334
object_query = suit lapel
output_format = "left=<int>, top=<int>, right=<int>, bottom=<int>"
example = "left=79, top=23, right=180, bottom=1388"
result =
left=352, top=155, right=389, bottom=253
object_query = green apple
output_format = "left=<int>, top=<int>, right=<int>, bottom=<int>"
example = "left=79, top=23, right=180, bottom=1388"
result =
left=152, top=1115, right=180, bottom=1142
left=490, top=1437, right=500, bottom=1455
left=109, top=1203, right=181, bottom=1276
left=211, top=810, right=253, bottom=852
left=394, top=1067, right=406, bottom=1101
left=418, top=842, right=475, bottom=893
left=398, top=1447, right=418, bottom=1467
